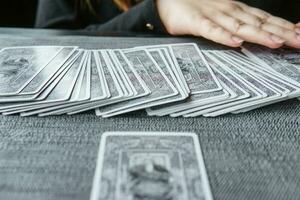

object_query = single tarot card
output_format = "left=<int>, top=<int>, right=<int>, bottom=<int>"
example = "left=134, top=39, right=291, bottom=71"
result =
left=90, top=131, right=213, bottom=200
left=96, top=49, right=177, bottom=117
left=0, top=46, right=63, bottom=95
left=19, top=46, right=78, bottom=95
left=4, top=50, right=86, bottom=116
left=170, top=43, right=222, bottom=94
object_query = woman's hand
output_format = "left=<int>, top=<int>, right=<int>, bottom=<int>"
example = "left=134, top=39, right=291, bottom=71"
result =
left=157, top=0, right=300, bottom=48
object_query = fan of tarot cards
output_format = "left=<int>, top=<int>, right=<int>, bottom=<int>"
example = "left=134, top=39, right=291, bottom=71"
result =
left=0, top=43, right=299, bottom=117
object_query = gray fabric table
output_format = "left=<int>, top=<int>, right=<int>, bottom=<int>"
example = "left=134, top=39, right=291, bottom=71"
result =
left=0, top=34, right=299, bottom=200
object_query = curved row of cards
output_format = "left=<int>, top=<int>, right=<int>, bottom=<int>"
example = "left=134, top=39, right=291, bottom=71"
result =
left=0, top=43, right=299, bottom=117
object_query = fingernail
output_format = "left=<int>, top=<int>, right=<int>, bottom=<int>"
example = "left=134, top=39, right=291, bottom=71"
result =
left=270, top=34, right=285, bottom=44
left=232, top=36, right=244, bottom=43
left=297, top=35, right=300, bottom=41
left=295, top=28, right=300, bottom=34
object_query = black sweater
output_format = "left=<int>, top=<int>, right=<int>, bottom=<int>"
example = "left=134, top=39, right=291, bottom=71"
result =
left=35, top=0, right=300, bottom=33
left=35, top=0, right=167, bottom=33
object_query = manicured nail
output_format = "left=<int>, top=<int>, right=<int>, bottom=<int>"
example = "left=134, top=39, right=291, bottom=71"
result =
left=232, top=36, right=244, bottom=43
left=270, top=34, right=285, bottom=44
left=295, top=28, right=300, bottom=34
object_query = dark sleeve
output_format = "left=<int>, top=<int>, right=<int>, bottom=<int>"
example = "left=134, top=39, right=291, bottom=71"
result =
left=35, top=0, right=86, bottom=29
left=85, top=0, right=168, bottom=34
left=279, top=1, right=300, bottom=23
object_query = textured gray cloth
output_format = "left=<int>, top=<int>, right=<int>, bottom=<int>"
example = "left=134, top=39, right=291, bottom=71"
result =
left=0, top=35, right=299, bottom=200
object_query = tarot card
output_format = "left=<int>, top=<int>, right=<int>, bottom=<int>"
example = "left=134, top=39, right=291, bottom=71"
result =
left=90, top=131, right=213, bottom=200
left=145, top=49, right=188, bottom=116
left=0, top=50, right=82, bottom=113
left=42, top=49, right=150, bottom=116
left=36, top=50, right=111, bottom=116
left=160, top=48, right=190, bottom=96
left=38, top=49, right=127, bottom=116
left=242, top=45, right=300, bottom=88
left=217, top=51, right=287, bottom=97
left=19, top=46, right=77, bottom=95
left=170, top=79, right=236, bottom=117
left=133, top=44, right=190, bottom=94
left=148, top=88, right=229, bottom=117
left=170, top=59, right=252, bottom=117
left=170, top=43, right=222, bottom=94
left=2, top=50, right=87, bottom=115
left=202, top=51, right=284, bottom=117
left=106, top=50, right=132, bottom=97
left=19, top=51, right=91, bottom=117
left=96, top=49, right=177, bottom=117
left=109, top=50, right=137, bottom=96
left=0, top=46, right=63, bottom=95
left=224, top=50, right=300, bottom=98
left=183, top=62, right=251, bottom=117
left=206, top=51, right=288, bottom=114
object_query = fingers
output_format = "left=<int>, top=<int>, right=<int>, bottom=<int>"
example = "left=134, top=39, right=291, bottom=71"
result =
left=296, top=24, right=300, bottom=34
left=231, top=23, right=284, bottom=48
left=261, top=23, right=300, bottom=48
left=235, top=6, right=300, bottom=48
left=225, top=5, right=300, bottom=48
left=235, top=2, right=295, bottom=30
left=206, top=1, right=300, bottom=48
left=191, top=16, right=243, bottom=47
left=204, top=10, right=283, bottom=48
left=226, top=7, right=262, bottom=27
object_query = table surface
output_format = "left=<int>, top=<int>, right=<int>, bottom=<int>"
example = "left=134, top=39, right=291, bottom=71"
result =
left=0, top=28, right=299, bottom=200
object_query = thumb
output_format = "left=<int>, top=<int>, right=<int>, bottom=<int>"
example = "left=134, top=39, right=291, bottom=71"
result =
left=296, top=22, right=300, bottom=27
